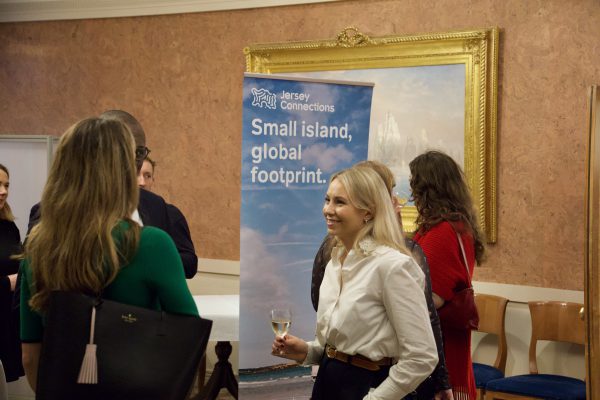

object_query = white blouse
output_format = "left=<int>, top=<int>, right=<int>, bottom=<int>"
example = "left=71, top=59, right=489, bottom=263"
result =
left=305, top=240, right=438, bottom=400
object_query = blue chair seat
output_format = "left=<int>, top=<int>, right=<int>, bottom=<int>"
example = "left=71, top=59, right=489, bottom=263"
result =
left=485, top=374, right=586, bottom=400
left=473, top=363, right=504, bottom=388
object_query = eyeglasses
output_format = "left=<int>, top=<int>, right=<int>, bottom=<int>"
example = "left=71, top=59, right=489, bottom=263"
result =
left=135, top=146, right=151, bottom=160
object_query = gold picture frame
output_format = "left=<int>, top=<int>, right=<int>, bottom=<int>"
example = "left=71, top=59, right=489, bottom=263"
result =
left=245, top=27, right=499, bottom=242
left=585, top=85, right=600, bottom=400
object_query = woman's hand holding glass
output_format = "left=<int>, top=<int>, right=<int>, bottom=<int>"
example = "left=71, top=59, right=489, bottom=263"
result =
left=271, top=334, right=308, bottom=363
left=270, top=308, right=307, bottom=361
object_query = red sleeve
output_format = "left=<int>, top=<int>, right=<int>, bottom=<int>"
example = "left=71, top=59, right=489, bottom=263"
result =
left=414, top=221, right=475, bottom=301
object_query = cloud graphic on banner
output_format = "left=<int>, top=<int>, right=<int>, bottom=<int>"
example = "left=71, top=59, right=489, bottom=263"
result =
left=301, top=143, right=353, bottom=172
left=258, top=202, right=276, bottom=210
left=277, top=224, right=288, bottom=237
left=282, top=258, right=314, bottom=268
left=299, top=82, right=338, bottom=107
left=240, top=227, right=290, bottom=309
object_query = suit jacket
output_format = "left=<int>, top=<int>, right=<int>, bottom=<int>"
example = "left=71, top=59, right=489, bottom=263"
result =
left=25, top=189, right=198, bottom=278
left=165, top=203, right=198, bottom=279
left=137, top=188, right=169, bottom=231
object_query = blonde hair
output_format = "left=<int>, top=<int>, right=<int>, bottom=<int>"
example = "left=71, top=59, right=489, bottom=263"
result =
left=355, top=160, right=395, bottom=196
left=331, top=166, right=408, bottom=255
left=0, top=163, right=14, bottom=221
left=25, top=117, right=140, bottom=311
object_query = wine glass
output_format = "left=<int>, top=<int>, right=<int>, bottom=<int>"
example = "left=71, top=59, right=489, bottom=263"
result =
left=393, top=192, right=408, bottom=231
left=270, top=308, right=292, bottom=338
left=394, top=191, right=408, bottom=207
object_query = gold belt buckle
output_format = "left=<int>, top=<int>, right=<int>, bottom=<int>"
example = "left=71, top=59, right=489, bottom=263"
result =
left=326, top=345, right=337, bottom=359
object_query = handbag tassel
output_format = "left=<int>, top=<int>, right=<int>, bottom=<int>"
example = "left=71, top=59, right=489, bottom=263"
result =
left=77, top=305, right=98, bottom=384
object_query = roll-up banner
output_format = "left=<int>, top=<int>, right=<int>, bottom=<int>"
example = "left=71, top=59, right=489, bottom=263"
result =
left=239, top=73, right=374, bottom=398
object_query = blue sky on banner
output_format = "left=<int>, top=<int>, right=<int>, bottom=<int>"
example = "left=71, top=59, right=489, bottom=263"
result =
left=240, top=75, right=372, bottom=368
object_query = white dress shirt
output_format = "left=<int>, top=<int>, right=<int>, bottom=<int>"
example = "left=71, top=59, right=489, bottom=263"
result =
left=131, top=209, right=144, bottom=226
left=305, top=239, right=438, bottom=400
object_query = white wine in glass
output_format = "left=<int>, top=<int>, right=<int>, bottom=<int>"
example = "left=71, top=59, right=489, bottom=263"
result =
left=394, top=192, right=408, bottom=207
left=270, top=308, right=292, bottom=338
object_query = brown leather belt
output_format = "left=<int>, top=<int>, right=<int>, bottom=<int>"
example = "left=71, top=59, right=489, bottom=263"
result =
left=324, top=344, right=393, bottom=372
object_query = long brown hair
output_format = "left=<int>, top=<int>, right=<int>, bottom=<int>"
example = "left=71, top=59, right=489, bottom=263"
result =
left=0, top=163, right=14, bottom=221
left=25, top=117, right=140, bottom=311
left=409, top=150, right=485, bottom=263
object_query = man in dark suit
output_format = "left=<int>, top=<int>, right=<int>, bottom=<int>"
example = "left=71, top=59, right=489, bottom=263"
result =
left=137, top=156, right=198, bottom=279
left=26, top=110, right=198, bottom=278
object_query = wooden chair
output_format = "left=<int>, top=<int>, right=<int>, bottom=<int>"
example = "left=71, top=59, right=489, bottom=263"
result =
left=473, top=293, right=509, bottom=400
left=484, top=301, right=586, bottom=400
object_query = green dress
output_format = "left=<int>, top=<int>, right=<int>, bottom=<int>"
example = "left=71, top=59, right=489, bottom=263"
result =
left=20, top=223, right=198, bottom=342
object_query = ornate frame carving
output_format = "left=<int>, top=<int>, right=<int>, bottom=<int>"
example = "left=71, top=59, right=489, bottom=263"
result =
left=245, top=27, right=499, bottom=242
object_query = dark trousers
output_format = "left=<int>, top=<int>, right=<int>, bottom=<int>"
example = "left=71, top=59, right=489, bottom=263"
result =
left=311, top=355, right=390, bottom=400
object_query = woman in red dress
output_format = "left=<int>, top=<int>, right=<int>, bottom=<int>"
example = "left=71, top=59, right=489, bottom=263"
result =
left=409, top=151, right=486, bottom=400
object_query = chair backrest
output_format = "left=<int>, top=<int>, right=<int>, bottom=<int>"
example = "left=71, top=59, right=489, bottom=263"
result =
left=528, top=301, right=585, bottom=374
left=474, top=293, right=509, bottom=373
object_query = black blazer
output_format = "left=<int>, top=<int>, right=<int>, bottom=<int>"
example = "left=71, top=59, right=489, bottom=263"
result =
left=165, top=203, right=197, bottom=279
left=26, top=189, right=198, bottom=278
left=137, top=189, right=169, bottom=231
left=138, top=189, right=198, bottom=279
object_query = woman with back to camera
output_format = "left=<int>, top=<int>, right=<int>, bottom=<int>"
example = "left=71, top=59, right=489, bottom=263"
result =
left=19, top=117, right=198, bottom=391
left=409, top=151, right=485, bottom=400
left=273, top=166, right=438, bottom=400
left=0, top=163, right=24, bottom=384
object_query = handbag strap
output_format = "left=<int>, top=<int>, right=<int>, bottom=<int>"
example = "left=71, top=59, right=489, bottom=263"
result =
left=456, top=232, right=473, bottom=288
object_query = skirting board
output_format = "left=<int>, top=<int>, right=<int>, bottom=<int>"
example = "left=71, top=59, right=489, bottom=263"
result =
left=473, top=281, right=583, bottom=304
left=198, top=258, right=240, bottom=276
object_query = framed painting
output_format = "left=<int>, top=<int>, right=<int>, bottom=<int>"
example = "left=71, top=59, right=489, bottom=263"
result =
left=245, top=27, right=499, bottom=242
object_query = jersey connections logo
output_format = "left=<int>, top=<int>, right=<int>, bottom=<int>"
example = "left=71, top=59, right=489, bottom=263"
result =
left=251, top=88, right=277, bottom=109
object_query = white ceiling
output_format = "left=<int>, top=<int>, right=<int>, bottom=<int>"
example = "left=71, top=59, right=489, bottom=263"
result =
left=0, top=0, right=338, bottom=22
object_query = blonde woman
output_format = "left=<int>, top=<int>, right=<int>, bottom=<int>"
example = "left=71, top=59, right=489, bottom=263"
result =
left=19, top=117, right=197, bottom=391
left=0, top=164, right=24, bottom=383
left=273, top=166, right=437, bottom=400
left=311, top=160, right=452, bottom=400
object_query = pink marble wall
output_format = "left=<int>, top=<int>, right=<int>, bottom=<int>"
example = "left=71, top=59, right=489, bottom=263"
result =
left=1, top=0, right=598, bottom=290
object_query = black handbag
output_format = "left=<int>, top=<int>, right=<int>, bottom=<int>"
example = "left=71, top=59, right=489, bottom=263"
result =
left=36, top=291, right=212, bottom=400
